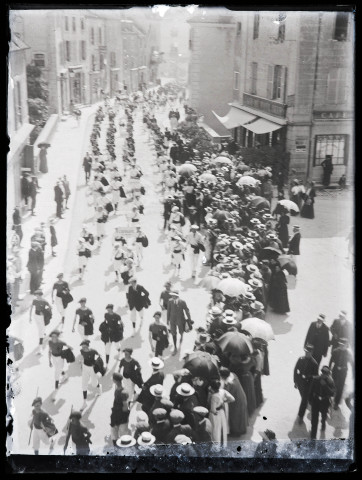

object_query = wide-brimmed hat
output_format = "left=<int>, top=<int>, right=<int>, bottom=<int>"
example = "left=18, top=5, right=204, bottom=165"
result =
left=304, top=344, right=314, bottom=353
left=116, top=435, right=137, bottom=448
left=209, top=306, right=223, bottom=316
left=190, top=225, right=199, bottom=230
left=34, top=289, right=43, bottom=296
left=250, top=301, right=264, bottom=311
left=232, top=241, right=243, bottom=250
left=199, top=333, right=211, bottom=344
left=250, top=218, right=261, bottom=224
left=339, top=310, right=347, bottom=317
left=80, top=340, right=90, bottom=346
left=176, top=383, right=195, bottom=397
left=170, top=290, right=179, bottom=296
left=222, top=311, right=237, bottom=325
left=246, top=264, right=258, bottom=274
left=250, top=271, right=263, bottom=281
left=106, top=304, right=114, bottom=310
left=263, top=213, right=273, bottom=220
left=248, top=278, right=263, bottom=289
left=243, top=292, right=256, bottom=302
left=170, top=409, right=185, bottom=423
left=171, top=206, right=179, bottom=212
left=149, top=357, right=164, bottom=370
left=317, top=314, right=326, bottom=322
left=174, top=435, right=193, bottom=445
left=32, top=396, right=42, bottom=406
left=150, top=384, right=164, bottom=397
left=137, top=432, right=156, bottom=446
left=193, top=406, right=209, bottom=418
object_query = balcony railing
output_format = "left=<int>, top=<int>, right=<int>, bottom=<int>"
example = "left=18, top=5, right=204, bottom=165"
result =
left=243, top=92, right=287, bottom=118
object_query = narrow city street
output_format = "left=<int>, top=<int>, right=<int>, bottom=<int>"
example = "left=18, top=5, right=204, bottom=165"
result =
left=8, top=97, right=354, bottom=455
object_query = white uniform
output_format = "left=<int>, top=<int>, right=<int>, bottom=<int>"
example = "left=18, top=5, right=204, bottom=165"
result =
left=186, top=231, right=204, bottom=275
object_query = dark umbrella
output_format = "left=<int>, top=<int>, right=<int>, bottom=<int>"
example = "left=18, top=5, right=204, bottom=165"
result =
left=213, top=210, right=231, bottom=221
left=259, top=247, right=283, bottom=260
left=278, top=255, right=298, bottom=275
left=38, top=142, right=51, bottom=148
left=184, top=351, right=220, bottom=380
left=217, top=331, right=254, bottom=356
left=250, top=196, right=270, bottom=210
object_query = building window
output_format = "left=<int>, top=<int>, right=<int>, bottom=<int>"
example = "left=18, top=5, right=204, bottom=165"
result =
left=65, top=16, right=69, bottom=31
left=99, top=27, right=102, bottom=44
left=277, top=13, right=286, bottom=43
left=314, top=134, right=348, bottom=166
left=100, top=53, right=104, bottom=70
left=234, top=72, right=240, bottom=90
left=33, top=53, right=45, bottom=67
left=81, top=41, right=86, bottom=61
left=91, top=27, right=94, bottom=45
left=236, top=22, right=241, bottom=36
left=327, top=68, right=347, bottom=104
left=81, top=18, right=84, bottom=30
left=267, top=64, right=287, bottom=101
left=110, top=52, right=116, bottom=68
left=251, top=62, right=258, bottom=95
left=253, top=13, right=260, bottom=39
left=92, top=55, right=96, bottom=71
left=72, top=17, right=76, bottom=32
left=65, top=41, right=71, bottom=62
left=334, top=12, right=349, bottom=41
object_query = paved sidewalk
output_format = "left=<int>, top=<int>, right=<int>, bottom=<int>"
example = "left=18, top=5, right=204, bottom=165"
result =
left=9, top=104, right=100, bottom=317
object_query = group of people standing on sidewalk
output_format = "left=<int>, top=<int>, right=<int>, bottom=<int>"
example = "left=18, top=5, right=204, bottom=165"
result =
left=8, top=82, right=353, bottom=455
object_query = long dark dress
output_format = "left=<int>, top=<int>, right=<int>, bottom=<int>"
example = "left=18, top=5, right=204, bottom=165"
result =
left=223, top=373, right=248, bottom=435
left=268, top=269, right=290, bottom=314
left=277, top=214, right=290, bottom=248
left=39, top=148, right=48, bottom=174
left=300, top=188, right=316, bottom=219
left=230, top=358, right=257, bottom=416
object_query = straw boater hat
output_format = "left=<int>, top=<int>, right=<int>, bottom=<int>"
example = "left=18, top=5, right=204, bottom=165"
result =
left=317, top=314, right=326, bottom=322
left=248, top=278, right=263, bottom=289
left=170, top=410, right=185, bottom=424
left=243, top=292, right=256, bottom=302
left=209, top=306, right=223, bottom=317
left=149, top=357, right=164, bottom=370
left=176, top=383, right=196, bottom=397
left=250, top=271, right=263, bottom=281
left=250, top=218, right=261, bottom=225
left=171, top=206, right=179, bottom=212
left=263, top=213, right=273, bottom=220
left=246, top=264, right=259, bottom=274
left=248, top=231, right=259, bottom=238
left=198, top=332, right=211, bottom=344
left=232, top=241, right=243, bottom=250
left=174, top=435, right=193, bottom=445
left=137, top=432, right=156, bottom=446
left=150, top=384, right=164, bottom=397
left=116, top=435, right=137, bottom=448
left=304, top=344, right=314, bottom=353
left=222, top=310, right=237, bottom=326
left=250, top=301, right=264, bottom=312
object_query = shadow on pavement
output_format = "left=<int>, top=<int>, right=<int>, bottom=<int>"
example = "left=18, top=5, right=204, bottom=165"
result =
left=18, top=347, right=43, bottom=372
left=120, top=329, right=143, bottom=350
left=266, top=311, right=293, bottom=335
left=287, top=417, right=310, bottom=440
left=162, top=351, right=183, bottom=375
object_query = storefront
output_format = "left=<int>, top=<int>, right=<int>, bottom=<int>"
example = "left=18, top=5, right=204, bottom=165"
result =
left=310, top=111, right=353, bottom=185
left=109, top=68, right=120, bottom=97
left=89, top=71, right=101, bottom=104
left=68, top=66, right=84, bottom=105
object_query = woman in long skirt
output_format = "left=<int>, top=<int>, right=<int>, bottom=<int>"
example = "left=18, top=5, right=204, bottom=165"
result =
left=300, top=181, right=316, bottom=219
left=208, top=379, right=235, bottom=446
left=268, top=264, right=290, bottom=314
left=276, top=208, right=290, bottom=249
left=219, top=367, right=248, bottom=436
left=229, top=354, right=257, bottom=417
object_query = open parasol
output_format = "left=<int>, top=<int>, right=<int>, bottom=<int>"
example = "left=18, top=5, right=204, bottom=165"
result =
left=178, top=163, right=198, bottom=176
left=201, top=274, right=222, bottom=290
left=184, top=351, right=220, bottom=380
left=249, top=196, right=270, bottom=210
left=199, top=172, right=217, bottom=183
left=260, top=246, right=283, bottom=260
left=240, top=318, right=275, bottom=342
left=217, top=277, right=248, bottom=297
left=211, top=156, right=233, bottom=166
left=237, top=176, right=259, bottom=187
left=277, top=199, right=300, bottom=213
left=213, top=210, right=231, bottom=221
left=217, top=331, right=254, bottom=356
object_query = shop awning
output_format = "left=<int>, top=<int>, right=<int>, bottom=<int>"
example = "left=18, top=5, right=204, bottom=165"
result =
left=213, top=107, right=257, bottom=130
left=242, top=117, right=282, bottom=134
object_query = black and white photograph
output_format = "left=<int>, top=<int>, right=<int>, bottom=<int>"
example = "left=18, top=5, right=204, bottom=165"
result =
left=6, top=5, right=355, bottom=472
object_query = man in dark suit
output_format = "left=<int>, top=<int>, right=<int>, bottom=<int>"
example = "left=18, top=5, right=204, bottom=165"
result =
left=150, top=408, right=171, bottom=444
left=12, top=206, right=23, bottom=245
left=330, top=310, right=352, bottom=351
left=329, top=338, right=354, bottom=409
left=29, top=176, right=38, bottom=216
left=167, top=291, right=192, bottom=356
left=83, top=153, right=92, bottom=184
left=54, top=181, right=64, bottom=219
left=288, top=225, right=301, bottom=262
left=294, top=344, right=319, bottom=424
left=137, top=357, right=164, bottom=414
left=304, top=314, right=330, bottom=366
left=309, top=366, right=335, bottom=439
left=126, top=278, right=150, bottom=337
left=192, top=406, right=212, bottom=442
left=21, top=174, right=31, bottom=206
left=165, top=409, right=194, bottom=444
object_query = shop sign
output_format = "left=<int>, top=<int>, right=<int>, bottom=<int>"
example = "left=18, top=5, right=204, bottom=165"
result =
left=313, top=111, right=353, bottom=120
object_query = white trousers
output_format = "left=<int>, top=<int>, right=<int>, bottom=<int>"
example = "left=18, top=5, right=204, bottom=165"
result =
left=55, top=296, right=65, bottom=316
left=189, top=249, right=200, bottom=274
left=52, top=355, right=65, bottom=382
left=78, top=324, right=90, bottom=341
left=96, top=222, right=105, bottom=237
left=34, top=313, right=45, bottom=340
left=78, top=256, right=88, bottom=269
left=130, top=308, right=144, bottom=324
left=33, top=427, right=50, bottom=450
left=105, top=341, right=121, bottom=356
left=82, top=364, right=99, bottom=391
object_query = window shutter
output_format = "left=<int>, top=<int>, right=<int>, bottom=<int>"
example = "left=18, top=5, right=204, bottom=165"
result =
left=282, top=66, right=288, bottom=103
left=267, top=65, right=274, bottom=99
left=337, top=68, right=347, bottom=104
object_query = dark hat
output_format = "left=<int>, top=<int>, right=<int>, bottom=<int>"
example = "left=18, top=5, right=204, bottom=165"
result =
left=80, top=340, right=90, bottom=346
left=317, top=314, right=326, bottom=322
left=32, top=397, right=42, bottom=406
left=304, top=344, right=314, bottom=353
left=113, top=372, right=123, bottom=383
left=106, top=304, right=114, bottom=309
left=50, top=330, right=61, bottom=336
left=153, top=311, right=162, bottom=318
left=321, top=366, right=331, bottom=374
left=34, top=289, right=43, bottom=296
